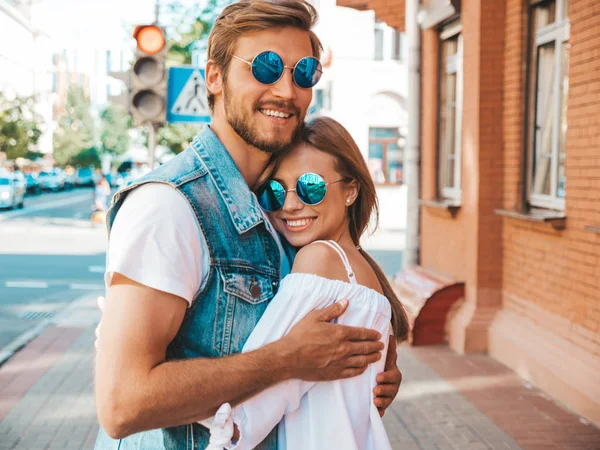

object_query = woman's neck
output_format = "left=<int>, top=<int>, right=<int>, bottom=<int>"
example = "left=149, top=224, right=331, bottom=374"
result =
left=325, top=228, right=356, bottom=251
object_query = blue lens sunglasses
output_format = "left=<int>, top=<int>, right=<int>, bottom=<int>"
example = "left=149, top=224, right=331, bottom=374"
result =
left=233, top=51, right=323, bottom=89
left=256, top=173, right=347, bottom=212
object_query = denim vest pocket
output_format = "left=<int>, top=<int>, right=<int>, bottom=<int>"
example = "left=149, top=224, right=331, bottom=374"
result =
left=222, top=270, right=274, bottom=305
left=213, top=267, right=275, bottom=356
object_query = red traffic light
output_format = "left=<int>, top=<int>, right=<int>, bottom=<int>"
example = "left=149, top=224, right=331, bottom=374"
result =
left=133, top=25, right=165, bottom=55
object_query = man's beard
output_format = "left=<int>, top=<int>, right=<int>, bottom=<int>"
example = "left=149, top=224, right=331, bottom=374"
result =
left=223, top=84, right=304, bottom=154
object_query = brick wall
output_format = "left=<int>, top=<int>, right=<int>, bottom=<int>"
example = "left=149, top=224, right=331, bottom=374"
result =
left=420, top=28, right=469, bottom=279
left=501, top=0, right=600, bottom=352
left=420, top=0, right=505, bottom=311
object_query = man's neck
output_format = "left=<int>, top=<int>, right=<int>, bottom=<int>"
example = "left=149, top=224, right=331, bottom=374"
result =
left=210, top=118, right=271, bottom=190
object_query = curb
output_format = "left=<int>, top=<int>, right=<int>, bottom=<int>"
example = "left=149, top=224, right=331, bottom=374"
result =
left=0, top=291, right=103, bottom=367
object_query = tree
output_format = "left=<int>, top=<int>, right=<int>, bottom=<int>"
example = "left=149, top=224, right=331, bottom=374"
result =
left=53, top=85, right=97, bottom=166
left=0, top=93, right=43, bottom=161
left=165, top=0, right=232, bottom=65
left=157, top=123, right=202, bottom=155
left=100, top=104, right=132, bottom=157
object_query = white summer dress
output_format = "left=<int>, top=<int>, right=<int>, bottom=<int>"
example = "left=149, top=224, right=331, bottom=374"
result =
left=201, top=240, right=393, bottom=450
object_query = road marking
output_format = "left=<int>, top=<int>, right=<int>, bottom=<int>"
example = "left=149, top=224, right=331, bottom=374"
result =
left=5, top=281, right=49, bottom=288
left=0, top=193, right=92, bottom=222
left=69, top=283, right=105, bottom=290
left=88, top=265, right=105, bottom=273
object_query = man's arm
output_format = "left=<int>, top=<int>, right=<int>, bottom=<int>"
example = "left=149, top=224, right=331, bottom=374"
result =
left=95, top=274, right=384, bottom=439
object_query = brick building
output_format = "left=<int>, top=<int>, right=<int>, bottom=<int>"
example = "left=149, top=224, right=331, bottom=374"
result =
left=337, top=0, right=600, bottom=424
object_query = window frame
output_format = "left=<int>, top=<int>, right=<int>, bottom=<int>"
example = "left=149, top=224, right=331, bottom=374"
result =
left=437, top=21, right=463, bottom=201
left=392, top=30, right=403, bottom=62
left=368, top=127, right=403, bottom=186
left=374, top=21, right=385, bottom=61
left=526, top=0, right=570, bottom=211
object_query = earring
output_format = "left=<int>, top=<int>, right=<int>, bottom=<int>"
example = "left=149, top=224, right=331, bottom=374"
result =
left=345, top=198, right=351, bottom=204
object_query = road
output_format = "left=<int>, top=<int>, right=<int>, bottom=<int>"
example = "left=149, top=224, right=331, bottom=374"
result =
left=0, top=185, right=404, bottom=360
left=0, top=188, right=108, bottom=354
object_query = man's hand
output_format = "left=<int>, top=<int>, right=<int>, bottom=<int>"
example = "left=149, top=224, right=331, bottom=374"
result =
left=373, top=336, right=402, bottom=416
left=278, top=299, right=385, bottom=381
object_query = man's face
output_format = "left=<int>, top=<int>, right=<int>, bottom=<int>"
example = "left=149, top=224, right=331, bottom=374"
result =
left=221, top=27, right=315, bottom=154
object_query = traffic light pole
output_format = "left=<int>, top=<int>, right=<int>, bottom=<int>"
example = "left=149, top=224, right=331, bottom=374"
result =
left=148, top=122, right=158, bottom=171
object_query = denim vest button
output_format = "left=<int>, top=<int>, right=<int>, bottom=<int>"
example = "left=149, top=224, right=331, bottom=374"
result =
left=250, top=283, right=262, bottom=299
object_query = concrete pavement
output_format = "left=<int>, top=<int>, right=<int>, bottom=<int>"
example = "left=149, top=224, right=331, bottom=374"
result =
left=0, top=188, right=107, bottom=357
left=1, top=294, right=599, bottom=450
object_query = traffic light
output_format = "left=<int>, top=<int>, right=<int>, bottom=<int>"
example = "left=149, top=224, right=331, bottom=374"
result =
left=131, top=25, right=167, bottom=126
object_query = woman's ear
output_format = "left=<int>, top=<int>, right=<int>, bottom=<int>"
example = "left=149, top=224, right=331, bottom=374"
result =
left=345, top=180, right=359, bottom=206
left=205, top=60, right=223, bottom=98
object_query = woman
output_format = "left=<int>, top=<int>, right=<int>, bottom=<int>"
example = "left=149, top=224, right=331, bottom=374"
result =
left=92, top=174, right=111, bottom=224
left=202, top=117, right=409, bottom=450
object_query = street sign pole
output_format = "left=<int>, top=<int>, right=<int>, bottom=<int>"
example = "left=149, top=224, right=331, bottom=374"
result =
left=190, top=41, right=207, bottom=69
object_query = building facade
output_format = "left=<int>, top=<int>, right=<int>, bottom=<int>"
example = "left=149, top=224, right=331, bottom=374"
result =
left=337, top=0, right=600, bottom=425
left=0, top=0, right=53, bottom=155
left=315, top=0, right=409, bottom=232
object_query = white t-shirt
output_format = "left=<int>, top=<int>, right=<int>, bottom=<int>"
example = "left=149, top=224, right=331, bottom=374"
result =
left=106, top=183, right=287, bottom=305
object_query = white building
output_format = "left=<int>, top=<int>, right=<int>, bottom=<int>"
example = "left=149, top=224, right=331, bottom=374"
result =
left=313, top=1, right=408, bottom=231
left=0, top=0, right=53, bottom=155
left=51, top=46, right=133, bottom=119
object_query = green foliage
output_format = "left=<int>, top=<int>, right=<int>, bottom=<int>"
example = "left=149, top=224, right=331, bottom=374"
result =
left=69, top=146, right=101, bottom=167
left=165, top=0, right=232, bottom=66
left=100, top=104, right=132, bottom=156
left=157, top=123, right=203, bottom=155
left=53, top=85, right=97, bottom=167
left=0, top=93, right=43, bottom=161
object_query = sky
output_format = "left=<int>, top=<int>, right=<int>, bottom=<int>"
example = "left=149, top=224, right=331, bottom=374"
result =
left=35, top=0, right=203, bottom=49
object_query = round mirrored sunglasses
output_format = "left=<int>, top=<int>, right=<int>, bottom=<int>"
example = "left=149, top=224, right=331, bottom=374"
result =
left=256, top=173, right=346, bottom=212
left=233, top=51, right=323, bottom=89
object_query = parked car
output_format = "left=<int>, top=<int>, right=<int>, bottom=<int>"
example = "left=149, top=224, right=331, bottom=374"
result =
left=0, top=174, right=25, bottom=209
left=37, top=170, right=64, bottom=191
left=62, top=171, right=75, bottom=190
left=75, top=167, right=95, bottom=187
left=25, top=173, right=42, bottom=195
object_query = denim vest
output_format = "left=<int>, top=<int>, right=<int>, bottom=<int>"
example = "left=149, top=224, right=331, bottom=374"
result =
left=95, top=126, right=295, bottom=450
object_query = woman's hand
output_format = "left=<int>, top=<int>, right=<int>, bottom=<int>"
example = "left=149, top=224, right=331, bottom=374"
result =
left=373, top=336, right=402, bottom=416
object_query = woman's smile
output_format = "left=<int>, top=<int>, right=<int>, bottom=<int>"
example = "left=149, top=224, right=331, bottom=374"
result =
left=281, top=216, right=317, bottom=232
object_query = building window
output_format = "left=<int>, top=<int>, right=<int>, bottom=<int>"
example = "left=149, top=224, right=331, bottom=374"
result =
left=374, top=22, right=384, bottom=61
left=527, top=0, right=569, bottom=209
left=368, top=128, right=403, bottom=185
left=392, top=30, right=403, bottom=61
left=438, top=22, right=463, bottom=200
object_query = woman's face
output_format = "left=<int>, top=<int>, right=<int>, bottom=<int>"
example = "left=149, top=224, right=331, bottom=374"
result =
left=267, top=143, right=356, bottom=248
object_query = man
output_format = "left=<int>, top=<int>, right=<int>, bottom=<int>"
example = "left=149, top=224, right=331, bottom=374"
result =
left=95, top=1, right=402, bottom=448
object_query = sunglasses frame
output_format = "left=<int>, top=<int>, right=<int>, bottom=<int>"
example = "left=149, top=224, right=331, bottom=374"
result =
left=233, top=51, right=323, bottom=89
left=257, top=172, right=347, bottom=212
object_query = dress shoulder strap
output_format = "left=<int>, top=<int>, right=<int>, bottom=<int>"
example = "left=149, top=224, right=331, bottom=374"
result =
left=311, top=240, right=357, bottom=284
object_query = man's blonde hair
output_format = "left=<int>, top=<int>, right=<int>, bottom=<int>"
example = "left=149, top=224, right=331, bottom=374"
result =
left=206, top=0, right=323, bottom=110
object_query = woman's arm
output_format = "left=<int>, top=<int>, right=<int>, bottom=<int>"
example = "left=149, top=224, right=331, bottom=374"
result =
left=201, top=243, right=375, bottom=449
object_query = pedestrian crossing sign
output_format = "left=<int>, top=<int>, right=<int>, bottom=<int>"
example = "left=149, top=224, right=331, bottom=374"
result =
left=166, top=66, right=212, bottom=124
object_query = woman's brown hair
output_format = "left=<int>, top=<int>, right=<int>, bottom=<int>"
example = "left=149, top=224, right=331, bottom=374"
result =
left=294, top=117, right=409, bottom=342
left=206, top=0, right=323, bottom=110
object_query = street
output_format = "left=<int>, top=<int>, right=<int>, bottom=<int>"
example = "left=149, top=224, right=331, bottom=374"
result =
left=0, top=189, right=107, bottom=357
left=0, top=186, right=404, bottom=360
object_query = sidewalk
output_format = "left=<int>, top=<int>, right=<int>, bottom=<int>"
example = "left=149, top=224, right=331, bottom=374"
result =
left=1, top=295, right=599, bottom=450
